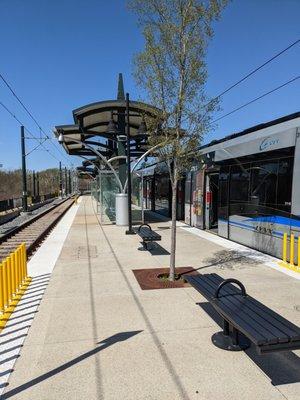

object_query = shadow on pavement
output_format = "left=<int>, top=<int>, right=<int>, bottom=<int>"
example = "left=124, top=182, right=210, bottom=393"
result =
left=148, top=243, right=170, bottom=256
left=1, top=331, right=142, bottom=399
left=180, top=250, right=258, bottom=278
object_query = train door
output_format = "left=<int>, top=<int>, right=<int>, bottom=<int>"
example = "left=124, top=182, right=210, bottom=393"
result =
left=205, top=172, right=219, bottom=231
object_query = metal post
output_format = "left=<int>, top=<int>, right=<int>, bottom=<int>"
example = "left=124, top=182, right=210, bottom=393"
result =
left=21, top=126, right=28, bottom=212
left=223, top=319, right=229, bottom=336
left=125, top=93, right=135, bottom=235
left=117, top=73, right=126, bottom=186
left=59, top=162, right=62, bottom=197
left=36, top=172, right=40, bottom=197
left=33, top=171, right=36, bottom=198
left=141, top=171, right=144, bottom=224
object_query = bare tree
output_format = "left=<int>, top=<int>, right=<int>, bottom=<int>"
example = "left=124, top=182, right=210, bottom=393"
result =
left=129, top=0, right=227, bottom=281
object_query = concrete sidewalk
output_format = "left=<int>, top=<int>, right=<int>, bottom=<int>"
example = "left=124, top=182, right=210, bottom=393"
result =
left=2, top=196, right=300, bottom=399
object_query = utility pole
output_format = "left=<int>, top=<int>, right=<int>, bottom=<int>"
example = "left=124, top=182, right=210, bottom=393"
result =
left=36, top=172, right=40, bottom=197
left=33, top=170, right=36, bottom=198
left=59, top=162, right=62, bottom=197
left=21, top=126, right=28, bottom=212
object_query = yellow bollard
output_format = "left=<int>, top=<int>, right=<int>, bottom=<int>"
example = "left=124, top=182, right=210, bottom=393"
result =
left=17, top=246, right=22, bottom=287
left=0, top=263, right=4, bottom=314
left=23, top=243, right=28, bottom=279
left=12, top=250, right=17, bottom=295
left=1, top=246, right=32, bottom=331
left=283, top=233, right=287, bottom=263
left=20, top=244, right=25, bottom=281
left=290, top=234, right=295, bottom=266
left=15, top=248, right=20, bottom=291
left=15, top=247, right=19, bottom=288
left=7, top=256, right=12, bottom=304
left=2, top=259, right=8, bottom=309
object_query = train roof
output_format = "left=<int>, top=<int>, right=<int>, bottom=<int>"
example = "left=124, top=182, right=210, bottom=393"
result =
left=199, top=111, right=300, bottom=152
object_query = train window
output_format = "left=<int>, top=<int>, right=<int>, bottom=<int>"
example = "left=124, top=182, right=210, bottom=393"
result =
left=229, top=163, right=250, bottom=204
left=250, top=161, right=278, bottom=207
left=277, top=157, right=293, bottom=212
left=218, top=166, right=229, bottom=220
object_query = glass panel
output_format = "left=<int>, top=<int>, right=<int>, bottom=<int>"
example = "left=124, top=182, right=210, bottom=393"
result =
left=131, top=171, right=143, bottom=223
left=99, top=171, right=118, bottom=224
left=277, top=157, right=293, bottom=213
left=229, top=163, right=250, bottom=204
left=250, top=161, right=278, bottom=207
left=155, top=175, right=170, bottom=216
left=218, top=165, right=229, bottom=221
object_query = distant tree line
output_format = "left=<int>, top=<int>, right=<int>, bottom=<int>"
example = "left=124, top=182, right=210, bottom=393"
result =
left=0, top=168, right=60, bottom=201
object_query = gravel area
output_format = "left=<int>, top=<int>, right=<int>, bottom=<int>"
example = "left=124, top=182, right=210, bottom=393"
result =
left=0, top=199, right=61, bottom=236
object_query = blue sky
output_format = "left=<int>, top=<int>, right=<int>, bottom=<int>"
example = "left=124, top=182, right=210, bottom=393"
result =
left=0, top=0, right=299, bottom=171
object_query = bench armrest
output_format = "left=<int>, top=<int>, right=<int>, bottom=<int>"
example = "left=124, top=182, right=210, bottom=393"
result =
left=214, top=278, right=247, bottom=299
left=138, top=223, right=152, bottom=232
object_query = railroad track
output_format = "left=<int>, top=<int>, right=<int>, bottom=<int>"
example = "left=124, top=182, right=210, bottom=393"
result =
left=0, top=198, right=75, bottom=262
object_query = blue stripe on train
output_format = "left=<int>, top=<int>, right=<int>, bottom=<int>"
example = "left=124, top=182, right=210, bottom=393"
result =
left=218, top=219, right=284, bottom=238
left=243, top=215, right=300, bottom=228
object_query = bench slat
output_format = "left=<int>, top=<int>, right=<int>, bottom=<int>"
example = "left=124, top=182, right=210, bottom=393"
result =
left=136, top=227, right=161, bottom=241
left=208, top=274, right=300, bottom=342
left=204, top=275, right=290, bottom=344
left=186, top=274, right=300, bottom=346
left=187, top=275, right=269, bottom=345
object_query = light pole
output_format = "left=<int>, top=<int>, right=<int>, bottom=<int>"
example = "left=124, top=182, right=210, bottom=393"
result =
left=21, top=125, right=28, bottom=212
left=125, top=93, right=135, bottom=235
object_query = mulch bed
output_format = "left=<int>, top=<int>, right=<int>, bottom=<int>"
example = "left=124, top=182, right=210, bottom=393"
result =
left=132, top=267, right=199, bottom=290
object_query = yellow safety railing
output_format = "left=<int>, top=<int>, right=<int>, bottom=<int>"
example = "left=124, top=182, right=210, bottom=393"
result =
left=0, top=243, right=31, bottom=330
left=279, top=233, right=300, bottom=273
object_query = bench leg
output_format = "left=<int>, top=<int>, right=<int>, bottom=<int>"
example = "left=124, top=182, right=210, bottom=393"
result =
left=138, top=241, right=148, bottom=251
left=211, top=319, right=251, bottom=352
left=223, top=320, right=229, bottom=336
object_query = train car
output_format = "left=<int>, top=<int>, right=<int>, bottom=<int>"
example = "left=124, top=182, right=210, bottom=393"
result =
left=141, top=162, right=185, bottom=220
left=185, top=111, right=300, bottom=260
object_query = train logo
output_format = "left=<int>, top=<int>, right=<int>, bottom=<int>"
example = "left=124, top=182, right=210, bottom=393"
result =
left=259, top=137, right=279, bottom=152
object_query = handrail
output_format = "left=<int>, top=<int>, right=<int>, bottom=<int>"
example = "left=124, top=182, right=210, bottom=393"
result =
left=138, top=223, right=152, bottom=232
left=214, top=278, right=247, bottom=299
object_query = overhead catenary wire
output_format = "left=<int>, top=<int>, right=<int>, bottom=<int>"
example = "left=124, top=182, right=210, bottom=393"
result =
left=211, top=38, right=300, bottom=102
left=0, top=100, right=67, bottom=166
left=211, top=75, right=300, bottom=124
left=0, top=72, right=70, bottom=164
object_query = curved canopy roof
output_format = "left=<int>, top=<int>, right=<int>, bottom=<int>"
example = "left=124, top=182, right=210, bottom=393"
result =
left=54, top=74, right=161, bottom=160
left=72, top=99, right=160, bottom=138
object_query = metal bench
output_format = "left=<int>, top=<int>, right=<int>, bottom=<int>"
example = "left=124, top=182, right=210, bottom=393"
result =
left=135, top=223, right=161, bottom=251
left=184, top=273, right=300, bottom=354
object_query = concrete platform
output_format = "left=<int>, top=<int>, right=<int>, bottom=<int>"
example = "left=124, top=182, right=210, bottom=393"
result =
left=1, top=195, right=300, bottom=399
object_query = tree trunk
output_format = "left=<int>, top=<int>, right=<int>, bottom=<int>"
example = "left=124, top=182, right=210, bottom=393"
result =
left=169, top=179, right=177, bottom=281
